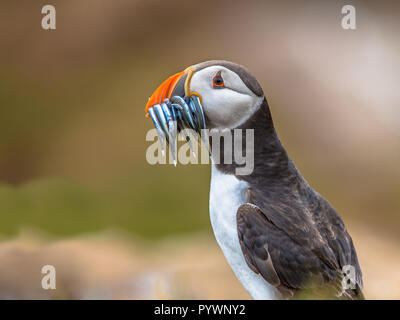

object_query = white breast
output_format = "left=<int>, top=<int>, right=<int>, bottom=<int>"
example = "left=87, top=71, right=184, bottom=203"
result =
left=209, top=164, right=277, bottom=300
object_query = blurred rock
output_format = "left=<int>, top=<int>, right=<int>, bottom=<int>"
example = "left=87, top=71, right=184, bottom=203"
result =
left=0, top=226, right=398, bottom=299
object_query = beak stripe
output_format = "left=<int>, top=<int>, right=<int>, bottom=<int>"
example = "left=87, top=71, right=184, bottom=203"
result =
left=184, top=66, right=195, bottom=97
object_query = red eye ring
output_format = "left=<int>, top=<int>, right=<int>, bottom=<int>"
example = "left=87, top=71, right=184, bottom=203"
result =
left=213, top=71, right=225, bottom=88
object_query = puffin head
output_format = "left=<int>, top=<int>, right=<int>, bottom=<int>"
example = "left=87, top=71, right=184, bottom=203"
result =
left=145, top=60, right=265, bottom=129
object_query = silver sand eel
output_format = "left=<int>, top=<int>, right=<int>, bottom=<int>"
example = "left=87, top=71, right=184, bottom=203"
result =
left=147, top=95, right=209, bottom=165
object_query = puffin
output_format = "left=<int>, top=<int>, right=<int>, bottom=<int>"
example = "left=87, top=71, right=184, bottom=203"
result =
left=144, top=60, right=364, bottom=299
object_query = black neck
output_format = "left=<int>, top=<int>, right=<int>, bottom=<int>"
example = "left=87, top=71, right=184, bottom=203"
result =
left=212, top=98, right=299, bottom=185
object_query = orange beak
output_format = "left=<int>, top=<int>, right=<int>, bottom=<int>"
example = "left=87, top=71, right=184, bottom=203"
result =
left=145, top=71, right=185, bottom=118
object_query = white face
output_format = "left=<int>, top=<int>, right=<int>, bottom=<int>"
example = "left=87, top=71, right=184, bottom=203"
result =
left=189, top=66, right=263, bottom=129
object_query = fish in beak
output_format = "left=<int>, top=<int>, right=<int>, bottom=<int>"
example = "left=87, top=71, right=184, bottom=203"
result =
left=144, top=67, right=206, bottom=164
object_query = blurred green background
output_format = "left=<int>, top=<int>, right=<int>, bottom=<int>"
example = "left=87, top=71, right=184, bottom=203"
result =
left=0, top=0, right=399, bottom=299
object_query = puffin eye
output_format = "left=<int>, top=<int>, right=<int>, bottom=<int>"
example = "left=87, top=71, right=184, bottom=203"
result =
left=212, top=71, right=225, bottom=88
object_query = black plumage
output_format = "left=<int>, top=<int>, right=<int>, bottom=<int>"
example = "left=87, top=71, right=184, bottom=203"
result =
left=214, top=96, right=364, bottom=299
